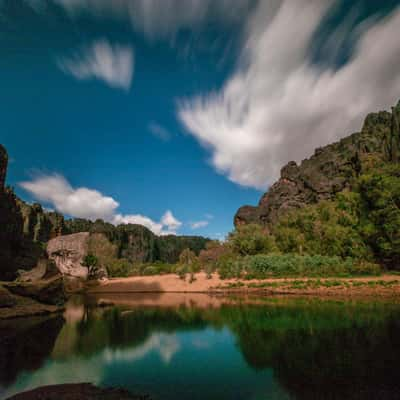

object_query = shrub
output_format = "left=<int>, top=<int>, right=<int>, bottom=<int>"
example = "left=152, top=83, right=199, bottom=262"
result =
left=217, top=254, right=245, bottom=279
left=198, top=241, right=228, bottom=274
left=216, top=254, right=381, bottom=279
left=228, top=224, right=278, bottom=256
left=273, top=197, right=372, bottom=260
left=177, top=248, right=199, bottom=280
left=106, top=259, right=133, bottom=277
left=142, top=266, right=160, bottom=276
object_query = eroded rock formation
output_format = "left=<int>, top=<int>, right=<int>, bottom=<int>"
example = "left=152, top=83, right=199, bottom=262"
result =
left=47, top=233, right=91, bottom=280
left=235, top=101, right=400, bottom=227
left=0, top=145, right=66, bottom=280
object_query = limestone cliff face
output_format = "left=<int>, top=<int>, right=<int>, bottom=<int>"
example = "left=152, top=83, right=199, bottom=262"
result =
left=0, top=145, right=66, bottom=280
left=0, top=145, right=25, bottom=280
left=235, top=101, right=400, bottom=227
left=17, top=199, right=66, bottom=242
left=65, top=219, right=210, bottom=264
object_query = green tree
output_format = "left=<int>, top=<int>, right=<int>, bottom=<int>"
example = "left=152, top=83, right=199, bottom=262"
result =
left=358, top=163, right=400, bottom=267
left=178, top=248, right=199, bottom=281
left=228, top=224, right=277, bottom=256
left=82, top=254, right=99, bottom=278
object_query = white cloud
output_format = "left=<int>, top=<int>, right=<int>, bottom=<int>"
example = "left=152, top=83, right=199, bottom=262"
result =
left=149, top=122, right=171, bottom=141
left=178, top=1, right=400, bottom=189
left=57, top=39, right=134, bottom=91
left=190, top=220, right=209, bottom=229
left=48, top=0, right=253, bottom=39
left=20, top=174, right=181, bottom=235
left=161, top=210, right=182, bottom=231
left=20, top=174, right=119, bottom=221
left=113, top=213, right=164, bottom=235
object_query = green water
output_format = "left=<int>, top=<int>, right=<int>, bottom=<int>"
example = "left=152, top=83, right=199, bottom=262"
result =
left=1, top=295, right=400, bottom=399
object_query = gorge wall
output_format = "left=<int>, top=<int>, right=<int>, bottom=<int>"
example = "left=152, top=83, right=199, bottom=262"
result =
left=0, top=145, right=67, bottom=280
left=0, top=145, right=209, bottom=280
left=235, top=100, right=400, bottom=227
left=64, top=219, right=210, bottom=264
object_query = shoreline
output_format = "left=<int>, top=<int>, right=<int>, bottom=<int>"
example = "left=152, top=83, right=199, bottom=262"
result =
left=86, top=272, right=400, bottom=299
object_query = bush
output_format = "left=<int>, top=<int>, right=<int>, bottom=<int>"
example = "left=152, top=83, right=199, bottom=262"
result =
left=217, top=254, right=245, bottom=279
left=141, top=265, right=159, bottom=276
left=228, top=224, right=278, bottom=256
left=106, top=259, right=134, bottom=277
left=216, top=254, right=382, bottom=279
left=177, top=248, right=200, bottom=280
left=199, top=241, right=228, bottom=275
left=273, top=197, right=372, bottom=260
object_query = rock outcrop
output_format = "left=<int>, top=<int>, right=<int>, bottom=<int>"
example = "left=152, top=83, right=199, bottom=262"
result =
left=17, top=200, right=66, bottom=243
left=235, top=101, right=400, bottom=227
left=0, top=284, right=64, bottom=319
left=0, top=145, right=66, bottom=280
left=47, top=233, right=90, bottom=279
left=4, top=276, right=65, bottom=306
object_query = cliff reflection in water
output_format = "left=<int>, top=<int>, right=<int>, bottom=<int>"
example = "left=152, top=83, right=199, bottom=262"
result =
left=2, top=295, right=400, bottom=400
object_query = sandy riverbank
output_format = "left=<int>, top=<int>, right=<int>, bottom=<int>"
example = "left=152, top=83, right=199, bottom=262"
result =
left=86, top=272, right=400, bottom=298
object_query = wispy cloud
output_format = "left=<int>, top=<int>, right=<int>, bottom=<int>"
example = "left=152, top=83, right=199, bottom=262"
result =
left=57, top=39, right=134, bottom=91
left=20, top=174, right=181, bottom=235
left=178, top=1, right=400, bottom=189
left=190, top=220, right=209, bottom=230
left=47, top=0, right=253, bottom=39
left=148, top=122, right=172, bottom=142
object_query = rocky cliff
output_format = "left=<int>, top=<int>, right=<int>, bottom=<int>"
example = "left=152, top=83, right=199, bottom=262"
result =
left=1, top=145, right=209, bottom=280
left=0, top=145, right=66, bottom=280
left=235, top=100, right=400, bottom=227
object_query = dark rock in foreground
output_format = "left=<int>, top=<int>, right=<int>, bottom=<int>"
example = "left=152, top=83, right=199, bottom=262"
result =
left=4, top=276, right=65, bottom=306
left=6, top=383, right=148, bottom=400
left=0, top=285, right=63, bottom=320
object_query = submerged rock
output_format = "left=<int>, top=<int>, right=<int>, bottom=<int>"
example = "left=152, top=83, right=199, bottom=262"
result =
left=6, top=383, right=148, bottom=400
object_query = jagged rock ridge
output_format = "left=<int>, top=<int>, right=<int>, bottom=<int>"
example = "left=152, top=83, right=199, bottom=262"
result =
left=235, top=100, right=400, bottom=227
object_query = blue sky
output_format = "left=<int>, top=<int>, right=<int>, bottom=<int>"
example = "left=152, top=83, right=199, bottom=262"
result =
left=1, top=0, right=400, bottom=238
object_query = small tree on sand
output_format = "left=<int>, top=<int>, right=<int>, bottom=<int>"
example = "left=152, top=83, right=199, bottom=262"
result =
left=178, top=248, right=199, bottom=282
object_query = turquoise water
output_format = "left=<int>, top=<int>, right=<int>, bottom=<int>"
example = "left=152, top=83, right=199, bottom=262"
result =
left=1, top=294, right=400, bottom=399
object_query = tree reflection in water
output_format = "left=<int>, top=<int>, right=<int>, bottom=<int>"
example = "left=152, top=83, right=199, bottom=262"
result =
left=2, top=296, right=400, bottom=400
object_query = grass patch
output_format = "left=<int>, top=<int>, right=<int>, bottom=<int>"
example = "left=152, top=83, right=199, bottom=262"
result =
left=218, top=254, right=382, bottom=280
